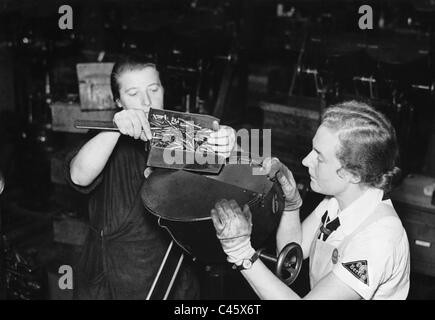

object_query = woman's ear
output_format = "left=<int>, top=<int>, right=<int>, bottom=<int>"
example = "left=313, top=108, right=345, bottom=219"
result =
left=115, top=99, right=123, bottom=109
left=349, top=173, right=361, bottom=184
left=337, top=167, right=361, bottom=184
left=344, top=169, right=361, bottom=184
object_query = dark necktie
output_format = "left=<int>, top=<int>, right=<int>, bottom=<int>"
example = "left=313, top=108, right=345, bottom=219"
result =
left=318, top=210, right=340, bottom=241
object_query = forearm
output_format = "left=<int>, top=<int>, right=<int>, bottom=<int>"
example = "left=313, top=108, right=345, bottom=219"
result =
left=276, top=209, right=302, bottom=253
left=240, top=260, right=301, bottom=300
left=70, top=131, right=121, bottom=186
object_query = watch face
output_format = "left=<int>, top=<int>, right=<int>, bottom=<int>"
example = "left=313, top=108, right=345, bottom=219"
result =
left=243, top=259, right=252, bottom=269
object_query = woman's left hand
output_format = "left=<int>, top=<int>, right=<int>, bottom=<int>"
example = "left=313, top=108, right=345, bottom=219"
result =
left=205, top=121, right=236, bottom=158
left=211, top=199, right=255, bottom=264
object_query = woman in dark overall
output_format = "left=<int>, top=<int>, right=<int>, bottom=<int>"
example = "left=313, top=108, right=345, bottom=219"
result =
left=66, top=56, right=235, bottom=299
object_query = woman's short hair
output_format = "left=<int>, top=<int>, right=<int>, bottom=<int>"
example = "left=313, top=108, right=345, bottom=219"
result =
left=321, top=100, right=401, bottom=193
left=110, top=55, right=158, bottom=102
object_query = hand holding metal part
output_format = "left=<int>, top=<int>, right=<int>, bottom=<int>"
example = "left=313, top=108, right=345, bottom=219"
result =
left=113, top=109, right=152, bottom=141
left=261, top=157, right=303, bottom=212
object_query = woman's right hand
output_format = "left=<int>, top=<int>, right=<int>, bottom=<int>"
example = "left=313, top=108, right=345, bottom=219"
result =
left=262, top=157, right=303, bottom=212
left=113, top=109, right=152, bottom=141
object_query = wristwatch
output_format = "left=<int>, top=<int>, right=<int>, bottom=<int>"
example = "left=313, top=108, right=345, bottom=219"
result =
left=232, top=250, right=260, bottom=271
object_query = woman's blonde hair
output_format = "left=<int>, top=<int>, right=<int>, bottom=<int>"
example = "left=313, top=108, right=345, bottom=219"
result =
left=321, top=100, right=401, bottom=193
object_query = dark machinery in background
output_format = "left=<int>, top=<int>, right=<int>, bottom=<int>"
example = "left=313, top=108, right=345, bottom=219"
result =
left=0, top=172, right=46, bottom=300
left=156, top=4, right=241, bottom=117
left=2, top=235, right=46, bottom=300
left=257, top=0, right=435, bottom=177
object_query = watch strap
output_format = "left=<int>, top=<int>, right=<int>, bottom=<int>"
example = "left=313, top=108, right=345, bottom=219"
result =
left=232, top=250, right=261, bottom=271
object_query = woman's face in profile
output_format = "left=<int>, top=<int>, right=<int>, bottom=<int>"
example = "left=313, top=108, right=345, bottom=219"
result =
left=302, top=125, right=350, bottom=196
left=116, top=67, right=164, bottom=112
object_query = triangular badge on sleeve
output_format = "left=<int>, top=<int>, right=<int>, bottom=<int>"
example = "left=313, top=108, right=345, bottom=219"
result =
left=342, top=260, right=369, bottom=285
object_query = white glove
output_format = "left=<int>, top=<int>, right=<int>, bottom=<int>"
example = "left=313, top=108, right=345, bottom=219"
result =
left=211, top=199, right=255, bottom=265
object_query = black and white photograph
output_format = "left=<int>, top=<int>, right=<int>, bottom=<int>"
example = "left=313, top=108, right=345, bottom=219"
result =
left=0, top=0, right=435, bottom=305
